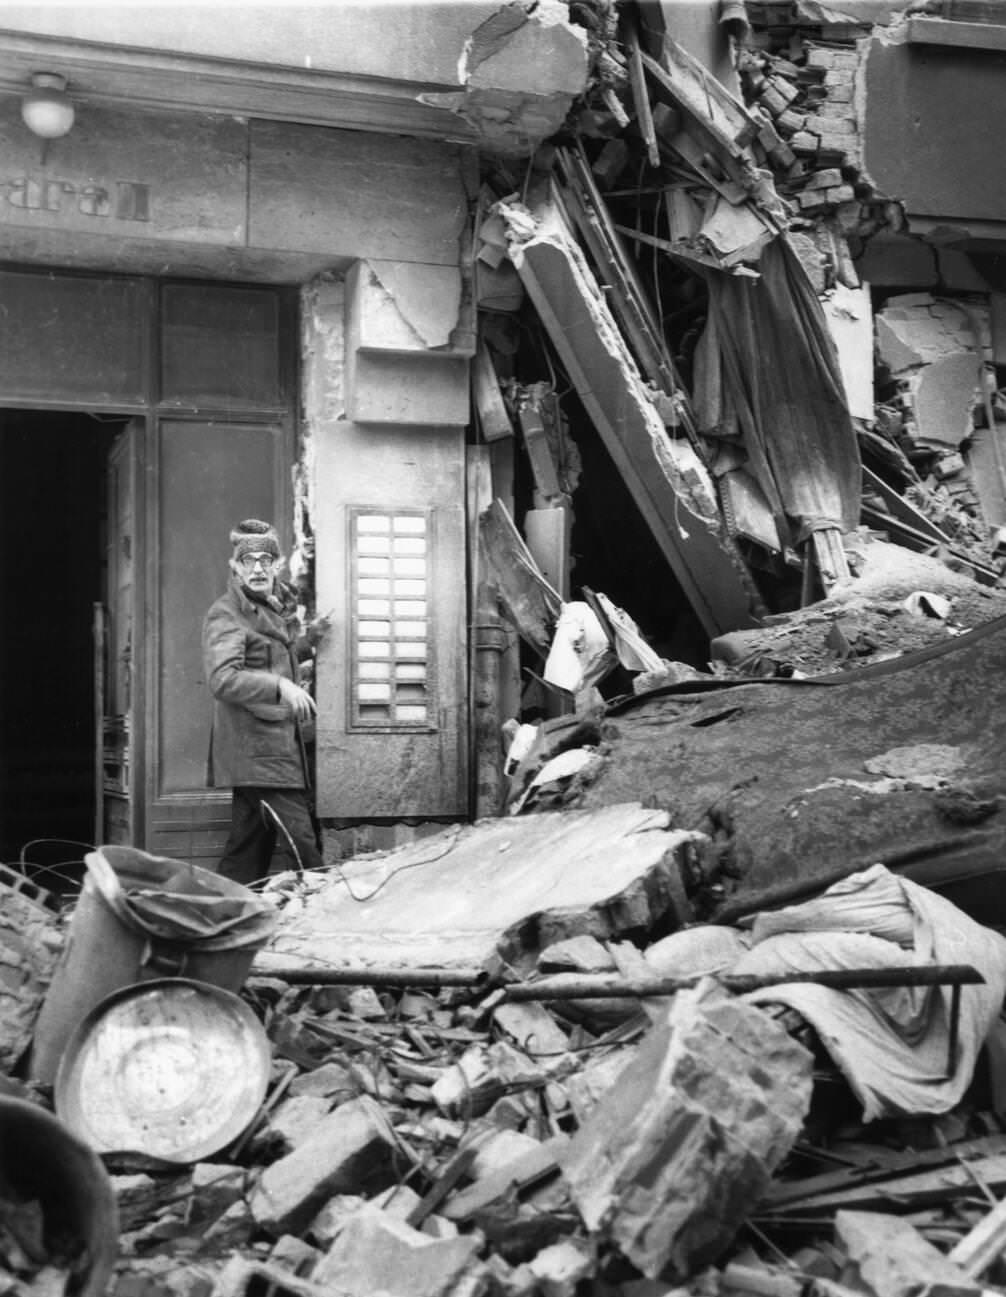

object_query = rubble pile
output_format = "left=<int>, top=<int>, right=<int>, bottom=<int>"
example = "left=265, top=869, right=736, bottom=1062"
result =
left=6, top=828, right=1006, bottom=1297
left=7, top=855, right=1006, bottom=1297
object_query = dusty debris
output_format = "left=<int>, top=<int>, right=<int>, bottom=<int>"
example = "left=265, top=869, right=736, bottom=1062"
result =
left=8, top=840, right=1006, bottom=1297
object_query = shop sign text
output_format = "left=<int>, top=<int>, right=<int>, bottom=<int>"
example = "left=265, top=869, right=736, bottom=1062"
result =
left=3, top=175, right=150, bottom=222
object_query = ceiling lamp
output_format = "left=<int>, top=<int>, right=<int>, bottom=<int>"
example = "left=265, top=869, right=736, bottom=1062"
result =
left=21, top=72, right=75, bottom=140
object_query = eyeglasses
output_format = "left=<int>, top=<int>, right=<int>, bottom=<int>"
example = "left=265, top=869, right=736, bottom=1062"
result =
left=237, top=553, right=278, bottom=572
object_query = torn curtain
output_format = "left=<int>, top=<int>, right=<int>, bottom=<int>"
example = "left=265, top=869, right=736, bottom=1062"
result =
left=705, top=236, right=862, bottom=546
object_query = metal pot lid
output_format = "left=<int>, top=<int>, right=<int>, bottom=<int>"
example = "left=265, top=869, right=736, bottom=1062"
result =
left=54, top=978, right=271, bottom=1164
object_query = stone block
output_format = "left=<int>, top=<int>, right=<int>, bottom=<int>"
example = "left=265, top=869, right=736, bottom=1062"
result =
left=777, top=108, right=807, bottom=134
left=432, top=1040, right=546, bottom=1119
left=528, top=1238, right=595, bottom=1297
left=249, top=1096, right=398, bottom=1236
left=470, top=1130, right=545, bottom=1181
left=288, top=1060, right=358, bottom=1103
left=266, top=1095, right=334, bottom=1154
left=561, top=979, right=813, bottom=1280
left=805, top=113, right=856, bottom=135
left=791, top=131, right=821, bottom=154
left=306, top=1194, right=366, bottom=1249
left=836, top=1210, right=981, bottom=1297
left=268, top=1236, right=323, bottom=1277
left=804, top=167, right=844, bottom=191
left=313, top=1203, right=488, bottom=1297
left=806, top=48, right=837, bottom=68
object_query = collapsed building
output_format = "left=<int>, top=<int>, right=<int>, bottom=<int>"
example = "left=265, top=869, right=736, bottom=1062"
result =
left=3, top=3, right=1006, bottom=1297
left=1, top=0, right=1006, bottom=871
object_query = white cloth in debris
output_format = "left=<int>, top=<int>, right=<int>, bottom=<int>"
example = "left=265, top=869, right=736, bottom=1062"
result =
left=736, top=864, right=1006, bottom=1122
left=543, top=602, right=614, bottom=694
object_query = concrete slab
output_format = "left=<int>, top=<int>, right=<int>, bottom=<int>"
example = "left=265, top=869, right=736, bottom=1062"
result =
left=257, top=804, right=709, bottom=974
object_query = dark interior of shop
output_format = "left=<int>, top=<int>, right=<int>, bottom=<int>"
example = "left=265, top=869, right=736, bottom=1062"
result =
left=0, top=409, right=116, bottom=882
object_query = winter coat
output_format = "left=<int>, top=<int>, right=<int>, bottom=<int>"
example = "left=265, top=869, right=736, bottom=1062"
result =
left=202, top=577, right=309, bottom=789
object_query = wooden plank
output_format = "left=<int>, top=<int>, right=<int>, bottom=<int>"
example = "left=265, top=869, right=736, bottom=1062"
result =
left=625, top=16, right=661, bottom=169
left=556, top=147, right=673, bottom=375
left=639, top=42, right=755, bottom=152
left=810, top=527, right=851, bottom=591
left=479, top=499, right=562, bottom=655
left=525, top=506, right=572, bottom=602
left=765, top=1135, right=1006, bottom=1209
left=949, top=1195, right=1006, bottom=1277
left=472, top=342, right=514, bottom=443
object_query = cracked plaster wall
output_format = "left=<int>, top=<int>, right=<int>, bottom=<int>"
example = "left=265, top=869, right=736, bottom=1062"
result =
left=296, top=277, right=345, bottom=582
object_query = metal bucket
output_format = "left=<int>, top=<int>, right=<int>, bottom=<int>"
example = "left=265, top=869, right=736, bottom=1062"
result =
left=0, top=1095, right=118, bottom=1297
left=29, top=845, right=278, bottom=1084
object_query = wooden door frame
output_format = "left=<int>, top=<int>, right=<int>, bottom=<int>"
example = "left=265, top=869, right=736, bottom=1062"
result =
left=142, top=411, right=296, bottom=859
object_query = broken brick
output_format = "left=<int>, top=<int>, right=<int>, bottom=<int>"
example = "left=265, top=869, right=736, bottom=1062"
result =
left=249, top=1097, right=399, bottom=1237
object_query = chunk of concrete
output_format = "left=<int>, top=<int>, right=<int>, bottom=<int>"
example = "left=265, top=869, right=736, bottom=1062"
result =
left=561, top=979, right=813, bottom=1280
left=249, top=1096, right=398, bottom=1237
left=313, top=1203, right=487, bottom=1297
left=259, top=804, right=710, bottom=974
left=287, top=1060, right=358, bottom=1103
left=836, top=1209, right=981, bottom=1297
left=491, top=1001, right=571, bottom=1061
left=469, top=1129, right=545, bottom=1182
left=528, top=1237, right=596, bottom=1297
left=419, top=0, right=589, bottom=155
left=432, top=1040, right=545, bottom=1119
left=264, top=1095, right=334, bottom=1155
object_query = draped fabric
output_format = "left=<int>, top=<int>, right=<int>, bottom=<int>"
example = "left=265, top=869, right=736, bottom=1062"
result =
left=705, top=236, right=862, bottom=546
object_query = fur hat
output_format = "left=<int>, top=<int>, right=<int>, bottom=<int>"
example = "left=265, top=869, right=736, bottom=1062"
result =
left=230, top=519, right=280, bottom=561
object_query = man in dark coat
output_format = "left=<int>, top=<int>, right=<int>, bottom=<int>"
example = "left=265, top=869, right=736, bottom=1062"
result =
left=203, top=519, right=325, bottom=884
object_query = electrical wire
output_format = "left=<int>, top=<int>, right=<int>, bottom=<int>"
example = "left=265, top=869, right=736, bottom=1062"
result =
left=254, top=801, right=465, bottom=905
left=327, top=825, right=466, bottom=904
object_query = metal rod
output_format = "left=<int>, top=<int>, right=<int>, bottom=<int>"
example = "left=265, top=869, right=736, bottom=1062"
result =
left=259, top=965, right=490, bottom=989
left=948, top=981, right=963, bottom=1077
left=498, top=965, right=984, bottom=1002
left=257, top=963, right=984, bottom=1001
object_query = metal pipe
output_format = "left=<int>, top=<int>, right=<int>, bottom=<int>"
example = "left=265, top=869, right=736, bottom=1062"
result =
left=496, top=964, right=984, bottom=1001
left=259, top=965, right=489, bottom=989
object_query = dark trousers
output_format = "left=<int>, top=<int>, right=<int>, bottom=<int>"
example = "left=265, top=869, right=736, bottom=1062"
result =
left=217, top=786, right=324, bottom=886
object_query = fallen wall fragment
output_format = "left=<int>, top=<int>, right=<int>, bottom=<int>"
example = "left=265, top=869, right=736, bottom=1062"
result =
left=561, top=978, right=813, bottom=1280
left=256, top=803, right=708, bottom=975
left=573, top=608, right=1006, bottom=905
left=502, top=185, right=759, bottom=637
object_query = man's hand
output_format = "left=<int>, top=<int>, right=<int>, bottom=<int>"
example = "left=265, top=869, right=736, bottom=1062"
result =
left=278, top=676, right=317, bottom=721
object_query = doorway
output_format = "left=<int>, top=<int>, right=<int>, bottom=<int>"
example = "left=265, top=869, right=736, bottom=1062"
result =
left=0, top=408, right=124, bottom=882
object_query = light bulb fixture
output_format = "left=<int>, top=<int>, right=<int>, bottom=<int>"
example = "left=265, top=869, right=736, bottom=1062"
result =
left=21, top=72, right=75, bottom=140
